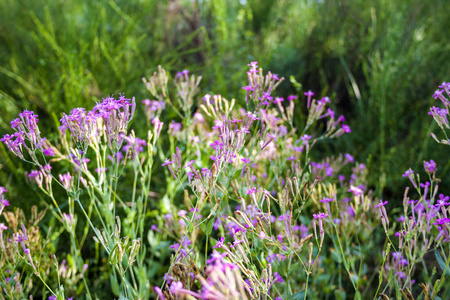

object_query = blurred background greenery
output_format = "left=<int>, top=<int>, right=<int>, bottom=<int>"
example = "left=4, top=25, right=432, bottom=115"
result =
left=1, top=0, right=449, bottom=214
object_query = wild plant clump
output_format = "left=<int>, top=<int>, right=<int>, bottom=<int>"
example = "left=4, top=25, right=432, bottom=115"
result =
left=0, top=64, right=449, bottom=299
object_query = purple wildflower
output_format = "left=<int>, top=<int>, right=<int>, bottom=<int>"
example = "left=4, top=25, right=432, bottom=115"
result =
left=241, top=157, right=251, bottom=164
left=154, top=287, right=165, bottom=300
left=348, top=185, right=364, bottom=195
left=434, top=218, right=450, bottom=225
left=168, top=121, right=182, bottom=136
left=161, top=159, right=177, bottom=179
left=402, top=169, right=414, bottom=177
left=213, top=237, right=225, bottom=249
left=374, top=200, right=388, bottom=208
left=313, top=212, right=328, bottom=219
left=161, top=159, right=174, bottom=166
left=273, top=272, right=284, bottom=283
left=59, top=172, right=72, bottom=191
left=344, top=153, right=354, bottom=163
left=304, top=90, right=314, bottom=108
left=210, top=140, right=224, bottom=150
left=184, top=160, right=195, bottom=168
left=433, top=89, right=444, bottom=99
left=247, top=187, right=257, bottom=194
left=320, top=198, right=334, bottom=203
left=342, top=124, right=351, bottom=133
left=123, top=134, right=147, bottom=159
left=424, top=160, right=437, bottom=173
left=43, top=147, right=54, bottom=157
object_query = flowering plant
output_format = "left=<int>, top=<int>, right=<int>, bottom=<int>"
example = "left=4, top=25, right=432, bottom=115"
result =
left=1, top=64, right=449, bottom=300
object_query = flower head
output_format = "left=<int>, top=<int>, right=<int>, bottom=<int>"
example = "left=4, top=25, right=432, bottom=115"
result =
left=424, top=160, right=437, bottom=173
left=313, top=212, right=328, bottom=219
left=320, top=197, right=334, bottom=203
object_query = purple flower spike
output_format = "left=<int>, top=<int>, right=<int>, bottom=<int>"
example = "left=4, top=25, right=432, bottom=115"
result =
left=301, top=134, right=312, bottom=142
left=374, top=200, right=388, bottom=208
left=248, top=61, right=258, bottom=69
left=375, top=200, right=389, bottom=231
left=184, top=160, right=195, bottom=168
left=169, top=281, right=183, bottom=295
left=43, top=148, right=54, bottom=157
left=313, top=212, right=328, bottom=219
left=402, top=169, right=414, bottom=177
left=161, top=159, right=177, bottom=179
left=168, top=121, right=182, bottom=136
left=161, top=159, right=174, bottom=166
left=402, top=169, right=417, bottom=189
left=433, top=89, right=444, bottom=99
left=304, top=90, right=314, bottom=108
left=154, top=287, right=165, bottom=300
left=434, top=218, right=450, bottom=225
left=320, top=197, right=334, bottom=203
left=344, top=153, right=354, bottom=163
left=59, top=172, right=72, bottom=191
left=241, top=157, right=251, bottom=164
left=304, top=90, right=314, bottom=97
left=342, top=124, right=351, bottom=133
left=273, top=272, right=284, bottom=283
left=2, top=109, right=46, bottom=159
left=213, top=237, right=225, bottom=249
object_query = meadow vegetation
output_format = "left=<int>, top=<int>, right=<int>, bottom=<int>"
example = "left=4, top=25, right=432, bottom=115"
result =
left=1, top=0, right=450, bottom=299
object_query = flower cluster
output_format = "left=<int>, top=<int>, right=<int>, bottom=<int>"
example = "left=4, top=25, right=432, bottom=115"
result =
left=0, top=187, right=9, bottom=216
left=242, top=61, right=284, bottom=108
left=7, top=65, right=450, bottom=300
left=167, top=252, right=248, bottom=300
left=430, top=82, right=450, bottom=143
left=1, top=110, right=45, bottom=160
left=142, top=99, right=165, bottom=121
left=59, top=94, right=136, bottom=149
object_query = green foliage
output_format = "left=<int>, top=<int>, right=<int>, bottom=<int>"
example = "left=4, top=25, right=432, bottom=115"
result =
left=263, top=0, right=450, bottom=197
left=1, top=1, right=450, bottom=298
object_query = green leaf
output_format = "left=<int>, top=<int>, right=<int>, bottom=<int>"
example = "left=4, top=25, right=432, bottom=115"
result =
left=206, top=218, right=215, bottom=235
left=289, top=290, right=306, bottom=300
left=289, top=75, right=303, bottom=92
left=290, top=262, right=300, bottom=273
left=435, top=249, right=450, bottom=276
left=187, top=220, right=194, bottom=232
left=110, top=272, right=120, bottom=295
left=199, top=222, right=207, bottom=233
left=334, top=289, right=346, bottom=300
left=148, top=230, right=157, bottom=248
left=68, top=189, right=80, bottom=199
left=331, top=249, right=342, bottom=263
